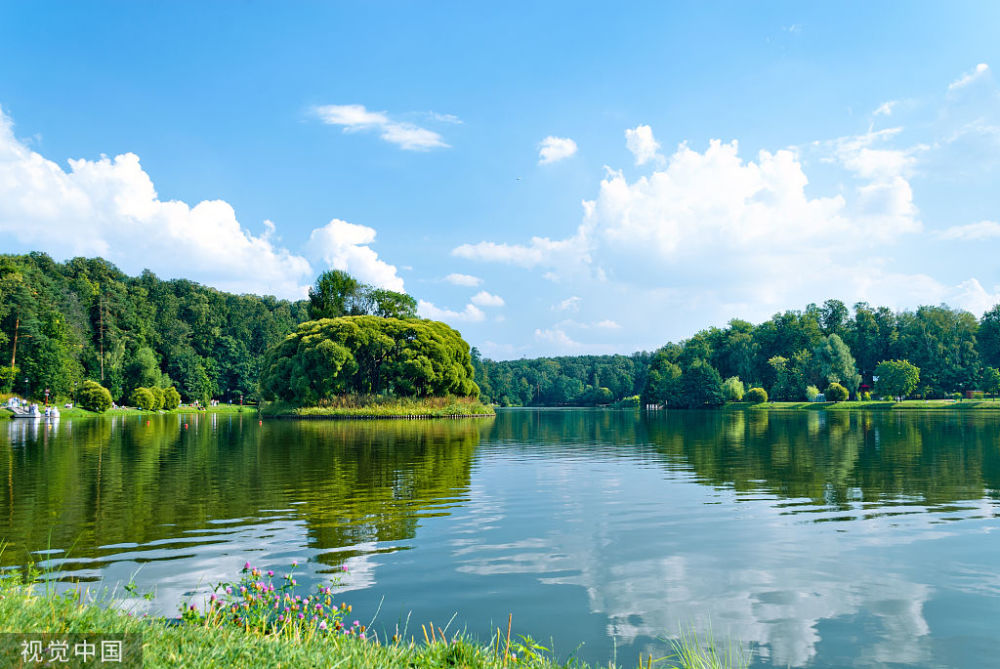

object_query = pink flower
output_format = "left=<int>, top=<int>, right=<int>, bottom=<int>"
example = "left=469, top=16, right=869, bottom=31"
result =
left=319, top=621, right=327, bottom=630
left=244, top=561, right=251, bottom=570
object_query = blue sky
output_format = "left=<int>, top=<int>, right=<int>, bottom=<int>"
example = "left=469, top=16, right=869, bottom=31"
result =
left=2, top=2, right=999, bottom=358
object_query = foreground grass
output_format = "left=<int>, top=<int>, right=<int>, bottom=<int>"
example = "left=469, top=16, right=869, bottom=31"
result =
left=0, top=583, right=744, bottom=669
left=261, top=395, right=495, bottom=419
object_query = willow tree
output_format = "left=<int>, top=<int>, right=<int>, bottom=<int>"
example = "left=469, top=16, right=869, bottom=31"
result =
left=259, top=316, right=479, bottom=405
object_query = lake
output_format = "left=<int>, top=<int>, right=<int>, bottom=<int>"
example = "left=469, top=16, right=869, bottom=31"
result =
left=2, top=408, right=998, bottom=667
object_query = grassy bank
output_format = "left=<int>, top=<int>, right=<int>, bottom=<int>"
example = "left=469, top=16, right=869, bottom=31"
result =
left=0, top=403, right=256, bottom=420
left=727, top=399, right=1000, bottom=411
left=0, top=578, right=744, bottom=669
left=261, top=395, right=495, bottom=419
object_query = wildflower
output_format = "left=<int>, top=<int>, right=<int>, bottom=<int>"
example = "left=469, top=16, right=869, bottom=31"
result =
left=319, top=621, right=327, bottom=631
left=225, top=587, right=233, bottom=595
left=244, top=561, right=251, bottom=570
left=267, top=570, right=274, bottom=577
left=298, top=613, right=305, bottom=619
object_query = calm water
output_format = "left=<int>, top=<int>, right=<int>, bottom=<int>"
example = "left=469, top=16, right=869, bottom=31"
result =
left=2, top=408, right=999, bottom=667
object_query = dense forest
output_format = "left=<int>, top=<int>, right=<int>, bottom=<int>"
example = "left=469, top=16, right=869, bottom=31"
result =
left=0, top=252, right=310, bottom=404
left=475, top=300, right=1000, bottom=406
left=6, top=253, right=1000, bottom=408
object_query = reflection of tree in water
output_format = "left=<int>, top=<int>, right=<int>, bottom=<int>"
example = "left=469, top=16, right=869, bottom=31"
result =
left=640, top=409, right=1000, bottom=509
left=0, top=415, right=486, bottom=571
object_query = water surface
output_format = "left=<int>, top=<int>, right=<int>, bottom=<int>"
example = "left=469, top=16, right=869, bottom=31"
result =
left=2, top=409, right=998, bottom=667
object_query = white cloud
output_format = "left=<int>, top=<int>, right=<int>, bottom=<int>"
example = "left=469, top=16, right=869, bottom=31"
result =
left=313, top=104, right=448, bottom=150
left=444, top=273, right=482, bottom=287
left=307, top=219, right=404, bottom=291
left=938, top=220, right=1000, bottom=240
left=452, top=235, right=589, bottom=269
left=949, top=63, right=990, bottom=91
left=534, top=327, right=583, bottom=349
left=470, top=290, right=504, bottom=307
left=417, top=299, right=485, bottom=323
left=538, top=136, right=578, bottom=164
left=625, top=124, right=663, bottom=165
left=427, top=112, right=462, bottom=124
left=595, top=319, right=621, bottom=329
left=554, top=296, right=582, bottom=312
left=0, top=105, right=314, bottom=298
left=874, top=101, right=897, bottom=117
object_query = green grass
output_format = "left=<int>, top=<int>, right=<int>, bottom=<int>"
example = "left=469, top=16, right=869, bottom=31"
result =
left=0, top=403, right=257, bottom=420
left=0, top=580, right=745, bottom=669
left=261, top=395, right=495, bottom=419
left=728, top=399, right=1000, bottom=411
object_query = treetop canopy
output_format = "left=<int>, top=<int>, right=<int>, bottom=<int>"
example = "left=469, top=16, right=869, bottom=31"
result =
left=259, top=316, right=479, bottom=405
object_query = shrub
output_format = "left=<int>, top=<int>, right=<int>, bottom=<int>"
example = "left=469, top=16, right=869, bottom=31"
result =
left=746, top=387, right=768, bottom=403
left=129, top=387, right=156, bottom=410
left=722, top=377, right=745, bottom=402
left=862, top=391, right=872, bottom=401
left=77, top=380, right=112, bottom=413
left=825, top=382, right=848, bottom=402
left=805, top=385, right=820, bottom=401
left=150, top=386, right=165, bottom=411
left=163, top=386, right=181, bottom=410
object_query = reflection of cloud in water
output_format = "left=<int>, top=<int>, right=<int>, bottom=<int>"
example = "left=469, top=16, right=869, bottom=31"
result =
left=85, top=518, right=381, bottom=617
left=453, top=455, right=936, bottom=667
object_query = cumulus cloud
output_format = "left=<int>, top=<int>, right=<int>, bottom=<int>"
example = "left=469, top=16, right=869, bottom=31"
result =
left=625, top=124, right=663, bottom=165
left=444, top=273, right=482, bottom=287
left=307, top=219, right=404, bottom=291
left=313, top=103, right=448, bottom=150
left=595, top=319, right=621, bottom=329
left=470, top=291, right=505, bottom=307
left=417, top=299, right=485, bottom=323
left=0, top=105, right=315, bottom=298
left=538, top=136, right=578, bottom=164
left=938, top=220, right=1000, bottom=240
left=949, top=63, right=990, bottom=91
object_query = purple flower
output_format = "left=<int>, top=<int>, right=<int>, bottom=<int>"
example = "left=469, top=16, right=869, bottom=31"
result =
left=319, top=621, right=327, bottom=630
left=244, top=561, right=251, bottom=570
left=267, top=570, right=274, bottom=577
left=298, top=613, right=305, bottom=619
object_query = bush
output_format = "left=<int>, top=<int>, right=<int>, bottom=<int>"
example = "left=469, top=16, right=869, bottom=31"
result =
left=805, top=385, right=820, bottom=402
left=862, top=391, right=872, bottom=401
left=825, top=382, right=848, bottom=402
left=163, top=386, right=181, bottom=410
left=746, top=387, right=768, bottom=403
left=129, top=387, right=156, bottom=410
left=150, top=386, right=165, bottom=411
left=77, top=380, right=112, bottom=413
left=722, top=377, right=745, bottom=402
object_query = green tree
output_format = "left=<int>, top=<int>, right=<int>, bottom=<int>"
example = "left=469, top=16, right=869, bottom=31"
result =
left=642, top=350, right=682, bottom=406
left=874, top=359, right=920, bottom=399
left=259, top=316, right=479, bottom=404
left=308, top=270, right=363, bottom=320
left=746, top=387, right=768, bottom=403
left=129, top=386, right=156, bottom=410
left=811, top=334, right=862, bottom=397
left=150, top=386, right=165, bottom=411
left=677, top=359, right=725, bottom=409
left=825, top=382, right=848, bottom=402
left=163, top=386, right=181, bottom=410
left=722, top=376, right=745, bottom=401
left=365, top=288, right=418, bottom=319
left=77, top=380, right=112, bottom=412
left=125, top=347, right=161, bottom=393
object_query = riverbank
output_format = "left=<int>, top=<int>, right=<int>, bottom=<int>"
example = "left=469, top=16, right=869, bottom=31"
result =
left=731, top=399, right=1000, bottom=411
left=261, top=395, right=495, bottom=419
left=0, top=403, right=255, bottom=420
left=0, top=582, right=738, bottom=669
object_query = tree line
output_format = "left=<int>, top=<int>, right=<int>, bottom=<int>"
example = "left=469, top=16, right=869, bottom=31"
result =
left=0, top=252, right=309, bottom=405
left=476, top=299, right=1000, bottom=407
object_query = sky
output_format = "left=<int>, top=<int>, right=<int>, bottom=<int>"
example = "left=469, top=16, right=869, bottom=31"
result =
left=1, top=2, right=999, bottom=359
